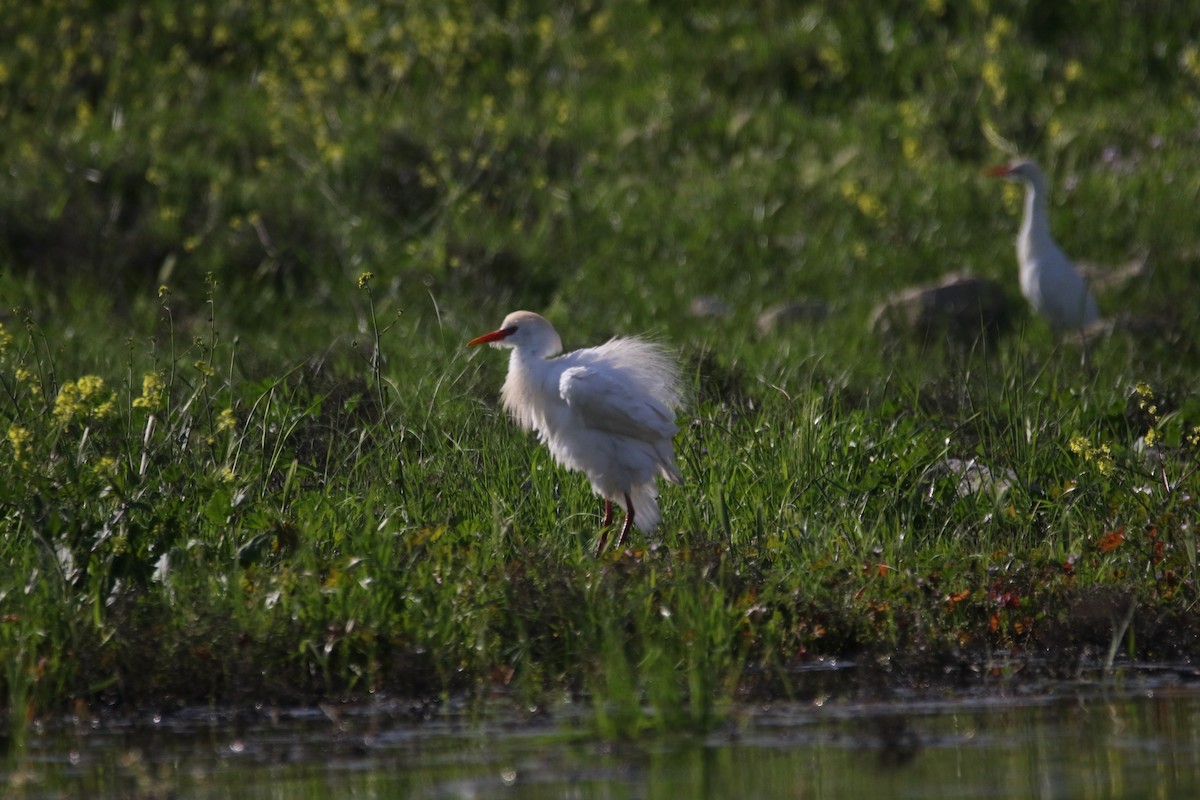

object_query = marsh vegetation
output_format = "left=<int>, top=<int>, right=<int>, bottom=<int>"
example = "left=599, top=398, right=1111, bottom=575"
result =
left=2, top=1, right=1200, bottom=732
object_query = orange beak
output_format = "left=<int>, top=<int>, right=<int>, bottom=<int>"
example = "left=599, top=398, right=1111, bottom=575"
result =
left=467, top=326, right=517, bottom=347
left=985, top=164, right=1013, bottom=177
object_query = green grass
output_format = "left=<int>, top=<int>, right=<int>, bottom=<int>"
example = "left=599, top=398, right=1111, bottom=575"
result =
left=3, top=0, right=1200, bottom=733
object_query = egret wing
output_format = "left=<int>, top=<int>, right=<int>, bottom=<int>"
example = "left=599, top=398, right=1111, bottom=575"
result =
left=559, top=366, right=678, bottom=442
left=1042, top=258, right=1099, bottom=329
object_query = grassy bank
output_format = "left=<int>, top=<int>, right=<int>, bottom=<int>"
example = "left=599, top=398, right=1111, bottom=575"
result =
left=3, top=1, right=1200, bottom=731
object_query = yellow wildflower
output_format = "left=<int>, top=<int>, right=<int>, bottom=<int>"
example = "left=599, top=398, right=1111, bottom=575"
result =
left=133, top=372, right=165, bottom=410
left=1185, top=426, right=1200, bottom=450
left=7, top=424, right=32, bottom=464
left=357, top=271, right=374, bottom=290
left=0, top=322, right=10, bottom=352
left=982, top=59, right=1006, bottom=104
left=417, top=164, right=437, bottom=188
left=1181, top=45, right=1200, bottom=79
left=289, top=17, right=315, bottom=41
left=818, top=45, right=847, bottom=78
left=506, top=67, right=529, bottom=88
left=535, top=15, right=554, bottom=43
left=1134, top=383, right=1162, bottom=424
left=54, top=375, right=117, bottom=424
left=94, top=394, right=117, bottom=418
left=216, top=408, right=237, bottom=433
left=77, top=375, right=104, bottom=397
left=984, top=17, right=1012, bottom=53
left=840, top=181, right=885, bottom=220
left=14, top=366, right=41, bottom=396
left=856, top=192, right=884, bottom=220
left=1070, top=434, right=1114, bottom=476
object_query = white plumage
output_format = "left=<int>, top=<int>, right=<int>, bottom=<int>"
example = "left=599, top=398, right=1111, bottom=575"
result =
left=468, top=311, right=684, bottom=553
left=988, top=159, right=1100, bottom=332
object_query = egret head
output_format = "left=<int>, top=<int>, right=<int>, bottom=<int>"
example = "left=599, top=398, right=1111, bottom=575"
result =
left=468, top=310, right=563, bottom=357
left=985, top=158, right=1046, bottom=190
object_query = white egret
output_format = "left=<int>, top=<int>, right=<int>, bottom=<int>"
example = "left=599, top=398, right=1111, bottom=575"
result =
left=987, top=159, right=1100, bottom=332
left=469, top=311, right=684, bottom=554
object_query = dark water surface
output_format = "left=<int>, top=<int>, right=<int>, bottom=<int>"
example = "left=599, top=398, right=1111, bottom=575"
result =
left=6, top=673, right=1200, bottom=798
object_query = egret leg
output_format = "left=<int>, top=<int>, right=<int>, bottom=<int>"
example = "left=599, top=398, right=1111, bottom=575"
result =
left=615, top=493, right=635, bottom=548
left=596, top=501, right=615, bottom=556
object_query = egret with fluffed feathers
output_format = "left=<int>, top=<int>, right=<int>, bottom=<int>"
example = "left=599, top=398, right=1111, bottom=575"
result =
left=987, top=159, right=1100, bottom=332
left=468, top=311, right=684, bottom=554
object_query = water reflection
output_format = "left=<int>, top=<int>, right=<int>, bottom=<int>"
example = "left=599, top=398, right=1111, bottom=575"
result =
left=5, top=681, right=1200, bottom=798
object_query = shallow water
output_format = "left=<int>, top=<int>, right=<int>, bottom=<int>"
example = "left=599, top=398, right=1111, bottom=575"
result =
left=6, top=674, right=1200, bottom=799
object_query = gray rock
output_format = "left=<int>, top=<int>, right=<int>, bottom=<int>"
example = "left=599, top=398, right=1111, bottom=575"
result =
left=690, top=295, right=733, bottom=319
left=869, top=271, right=1014, bottom=345
left=756, top=300, right=831, bottom=335
left=921, top=457, right=1017, bottom=500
